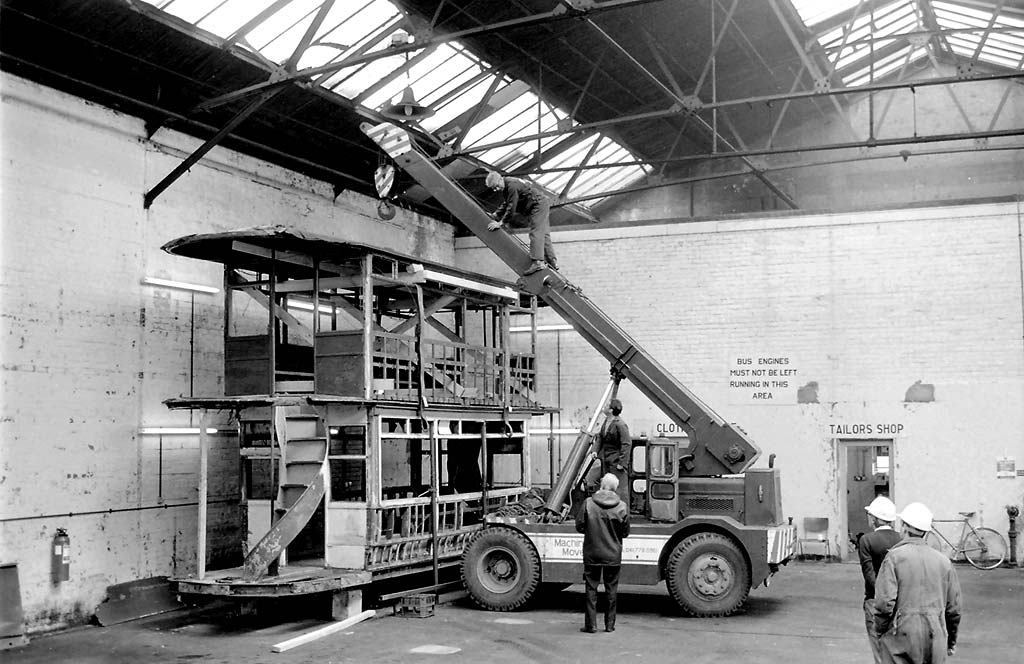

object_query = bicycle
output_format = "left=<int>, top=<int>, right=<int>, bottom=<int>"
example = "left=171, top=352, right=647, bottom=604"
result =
left=925, top=511, right=1007, bottom=570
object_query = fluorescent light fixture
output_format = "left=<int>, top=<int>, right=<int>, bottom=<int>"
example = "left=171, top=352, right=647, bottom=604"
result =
left=143, top=277, right=220, bottom=294
left=510, top=324, right=573, bottom=333
left=286, top=299, right=335, bottom=314
left=530, top=428, right=583, bottom=435
left=139, top=427, right=231, bottom=435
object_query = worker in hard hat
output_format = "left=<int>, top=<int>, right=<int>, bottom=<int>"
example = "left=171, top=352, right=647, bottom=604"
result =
left=485, top=171, right=557, bottom=275
left=858, top=496, right=903, bottom=664
left=872, top=502, right=962, bottom=664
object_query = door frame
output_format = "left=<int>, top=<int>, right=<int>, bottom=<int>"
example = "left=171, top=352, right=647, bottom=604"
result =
left=836, top=438, right=895, bottom=562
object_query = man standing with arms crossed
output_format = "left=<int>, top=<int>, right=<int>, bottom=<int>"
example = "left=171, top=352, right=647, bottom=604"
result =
left=859, top=496, right=902, bottom=663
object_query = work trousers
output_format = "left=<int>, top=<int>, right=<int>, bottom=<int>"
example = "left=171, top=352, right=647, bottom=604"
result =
left=864, top=598, right=884, bottom=664
left=583, top=564, right=621, bottom=631
left=525, top=198, right=556, bottom=267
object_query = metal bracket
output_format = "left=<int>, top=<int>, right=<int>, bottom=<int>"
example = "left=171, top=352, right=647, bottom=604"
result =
left=813, top=76, right=831, bottom=94
left=907, top=33, right=930, bottom=47
left=679, top=95, right=703, bottom=113
left=554, top=0, right=596, bottom=14
left=956, top=62, right=975, bottom=80
left=437, top=126, right=460, bottom=142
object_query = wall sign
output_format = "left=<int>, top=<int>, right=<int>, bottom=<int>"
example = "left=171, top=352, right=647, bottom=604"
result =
left=728, top=355, right=798, bottom=403
left=830, top=423, right=905, bottom=436
left=996, top=456, right=1016, bottom=479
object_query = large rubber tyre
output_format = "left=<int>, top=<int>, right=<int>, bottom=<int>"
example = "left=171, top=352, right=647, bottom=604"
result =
left=962, top=527, right=1007, bottom=570
left=665, top=533, right=750, bottom=617
left=461, top=527, right=541, bottom=611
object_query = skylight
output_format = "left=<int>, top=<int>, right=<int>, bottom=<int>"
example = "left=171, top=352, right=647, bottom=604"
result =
left=791, top=1, right=1024, bottom=85
left=140, top=0, right=651, bottom=209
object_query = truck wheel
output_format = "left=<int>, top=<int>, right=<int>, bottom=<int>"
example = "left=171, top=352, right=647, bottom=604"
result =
left=462, top=528, right=540, bottom=611
left=665, top=532, right=750, bottom=617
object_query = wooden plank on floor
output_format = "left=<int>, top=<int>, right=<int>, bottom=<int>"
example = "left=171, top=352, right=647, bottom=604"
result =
left=270, top=609, right=375, bottom=653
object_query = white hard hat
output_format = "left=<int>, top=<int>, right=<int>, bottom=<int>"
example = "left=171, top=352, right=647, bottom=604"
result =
left=865, top=496, right=897, bottom=522
left=898, top=502, right=933, bottom=532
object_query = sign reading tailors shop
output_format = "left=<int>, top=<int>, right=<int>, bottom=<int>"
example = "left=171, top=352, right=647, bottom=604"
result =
left=728, top=355, right=798, bottom=403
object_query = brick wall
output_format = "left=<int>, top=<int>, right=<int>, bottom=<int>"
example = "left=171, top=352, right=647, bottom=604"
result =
left=457, top=200, right=1024, bottom=562
left=0, top=73, right=454, bottom=631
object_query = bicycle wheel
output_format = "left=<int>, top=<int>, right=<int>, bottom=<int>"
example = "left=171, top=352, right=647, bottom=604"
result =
left=925, top=531, right=952, bottom=558
left=962, top=527, right=1007, bottom=570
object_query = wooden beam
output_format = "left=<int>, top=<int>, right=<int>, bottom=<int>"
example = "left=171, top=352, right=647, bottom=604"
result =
left=407, top=265, right=518, bottom=300
left=272, top=276, right=363, bottom=293
left=389, top=295, right=457, bottom=335
left=271, top=609, right=375, bottom=652
left=235, top=276, right=315, bottom=345
left=231, top=241, right=352, bottom=275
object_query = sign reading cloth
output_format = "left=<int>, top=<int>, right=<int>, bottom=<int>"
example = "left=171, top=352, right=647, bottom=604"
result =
left=729, top=355, right=798, bottom=403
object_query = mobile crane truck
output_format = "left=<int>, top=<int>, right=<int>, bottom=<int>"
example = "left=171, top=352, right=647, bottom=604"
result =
left=362, top=122, right=797, bottom=617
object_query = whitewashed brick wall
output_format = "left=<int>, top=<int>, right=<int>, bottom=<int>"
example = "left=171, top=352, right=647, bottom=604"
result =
left=458, top=200, right=1024, bottom=562
left=0, top=73, right=454, bottom=632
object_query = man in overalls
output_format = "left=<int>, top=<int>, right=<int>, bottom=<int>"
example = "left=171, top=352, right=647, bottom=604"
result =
left=485, top=171, right=557, bottom=274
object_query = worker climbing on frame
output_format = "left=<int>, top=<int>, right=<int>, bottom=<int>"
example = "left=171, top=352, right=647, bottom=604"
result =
left=485, top=170, right=557, bottom=274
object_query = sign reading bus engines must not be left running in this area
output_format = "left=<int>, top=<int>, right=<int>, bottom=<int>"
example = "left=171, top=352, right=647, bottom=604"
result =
left=728, top=355, right=798, bottom=403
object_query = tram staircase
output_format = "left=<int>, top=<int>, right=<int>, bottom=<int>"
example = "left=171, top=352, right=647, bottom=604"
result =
left=242, top=409, right=327, bottom=581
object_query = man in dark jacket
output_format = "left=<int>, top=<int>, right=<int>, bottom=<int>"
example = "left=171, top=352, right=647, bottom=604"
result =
left=485, top=171, right=557, bottom=274
left=858, top=496, right=903, bottom=663
left=873, top=502, right=962, bottom=664
left=597, top=398, right=631, bottom=502
left=574, top=473, right=630, bottom=633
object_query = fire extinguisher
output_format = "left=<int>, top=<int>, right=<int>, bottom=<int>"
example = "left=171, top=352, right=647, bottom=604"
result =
left=52, top=528, right=70, bottom=584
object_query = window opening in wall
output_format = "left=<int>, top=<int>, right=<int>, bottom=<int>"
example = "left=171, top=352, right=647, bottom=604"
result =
left=486, top=420, right=525, bottom=488
left=329, top=425, right=367, bottom=502
left=240, top=420, right=275, bottom=500
left=244, top=458, right=276, bottom=501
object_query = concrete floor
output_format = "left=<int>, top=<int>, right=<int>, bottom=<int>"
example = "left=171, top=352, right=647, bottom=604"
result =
left=5, top=562, right=1022, bottom=664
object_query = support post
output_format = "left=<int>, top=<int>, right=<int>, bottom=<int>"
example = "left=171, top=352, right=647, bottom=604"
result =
left=330, top=589, right=363, bottom=621
left=1007, top=505, right=1019, bottom=566
left=197, top=409, right=210, bottom=580
left=362, top=255, right=373, bottom=400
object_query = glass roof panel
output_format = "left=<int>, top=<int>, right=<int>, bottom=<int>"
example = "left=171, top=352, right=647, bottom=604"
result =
left=797, top=1, right=1023, bottom=86
left=138, top=0, right=671, bottom=209
left=789, top=0, right=865, bottom=27
left=419, top=76, right=500, bottom=132
left=933, top=0, right=1024, bottom=69
left=542, top=134, right=601, bottom=169
left=295, top=4, right=399, bottom=69
left=845, top=45, right=923, bottom=86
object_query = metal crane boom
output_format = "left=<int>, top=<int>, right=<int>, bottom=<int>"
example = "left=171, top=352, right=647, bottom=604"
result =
left=362, top=122, right=759, bottom=478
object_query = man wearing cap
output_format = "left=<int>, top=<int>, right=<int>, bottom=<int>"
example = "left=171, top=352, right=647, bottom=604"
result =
left=858, top=496, right=903, bottom=663
left=872, top=502, right=962, bottom=664
left=485, top=171, right=557, bottom=275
